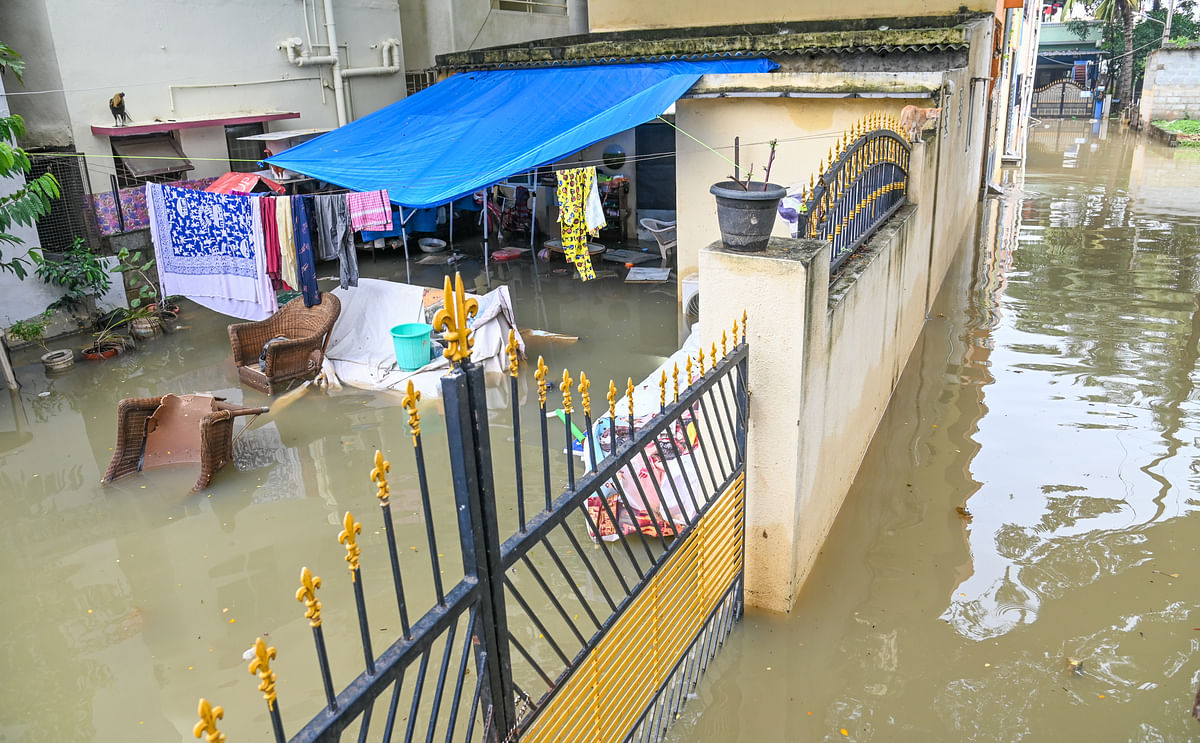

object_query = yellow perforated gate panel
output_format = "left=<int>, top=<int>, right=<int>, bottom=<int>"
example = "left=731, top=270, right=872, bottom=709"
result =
left=523, top=474, right=745, bottom=743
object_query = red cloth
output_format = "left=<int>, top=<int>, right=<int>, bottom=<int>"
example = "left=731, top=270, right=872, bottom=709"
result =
left=259, top=197, right=289, bottom=291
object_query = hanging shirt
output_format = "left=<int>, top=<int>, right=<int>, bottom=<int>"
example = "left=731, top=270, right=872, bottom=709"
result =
left=556, top=167, right=599, bottom=281
left=276, top=196, right=298, bottom=291
left=290, top=195, right=321, bottom=307
left=313, top=193, right=359, bottom=289
left=259, top=196, right=286, bottom=290
left=347, top=189, right=393, bottom=232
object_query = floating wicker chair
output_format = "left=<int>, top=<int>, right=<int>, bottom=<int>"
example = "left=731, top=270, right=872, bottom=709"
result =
left=102, top=394, right=268, bottom=492
left=228, top=293, right=341, bottom=395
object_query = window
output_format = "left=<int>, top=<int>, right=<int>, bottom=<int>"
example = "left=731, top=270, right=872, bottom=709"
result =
left=111, top=134, right=193, bottom=188
left=226, top=123, right=267, bottom=172
left=492, top=0, right=567, bottom=15
left=406, top=69, right=437, bottom=96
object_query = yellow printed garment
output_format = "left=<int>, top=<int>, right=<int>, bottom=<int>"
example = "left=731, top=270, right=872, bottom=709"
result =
left=556, top=167, right=598, bottom=281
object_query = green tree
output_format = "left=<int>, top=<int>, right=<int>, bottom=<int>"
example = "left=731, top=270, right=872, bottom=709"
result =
left=0, top=41, right=59, bottom=279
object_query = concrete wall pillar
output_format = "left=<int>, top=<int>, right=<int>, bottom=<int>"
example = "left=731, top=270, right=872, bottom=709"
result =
left=699, top=236, right=830, bottom=612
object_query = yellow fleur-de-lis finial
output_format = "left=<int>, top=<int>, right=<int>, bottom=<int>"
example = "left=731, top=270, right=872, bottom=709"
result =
left=721, top=329, right=728, bottom=357
left=686, top=356, right=693, bottom=385
left=506, top=329, right=519, bottom=378
left=732, top=319, right=739, bottom=347
left=296, top=566, right=323, bottom=627
left=401, top=381, right=421, bottom=445
left=607, top=379, right=616, bottom=417
left=338, top=511, right=362, bottom=576
left=579, top=372, right=591, bottom=418
left=711, top=341, right=718, bottom=365
left=658, top=370, right=667, bottom=410
left=742, top=309, right=748, bottom=343
left=193, top=699, right=226, bottom=743
left=672, top=363, right=679, bottom=403
left=561, top=369, right=573, bottom=416
left=698, top=346, right=706, bottom=375
left=626, top=378, right=634, bottom=423
left=432, top=272, right=479, bottom=364
left=249, top=636, right=279, bottom=709
left=535, top=356, right=548, bottom=407
left=371, top=450, right=391, bottom=504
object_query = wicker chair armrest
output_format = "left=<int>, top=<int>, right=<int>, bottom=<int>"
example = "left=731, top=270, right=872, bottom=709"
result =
left=262, top=336, right=324, bottom=377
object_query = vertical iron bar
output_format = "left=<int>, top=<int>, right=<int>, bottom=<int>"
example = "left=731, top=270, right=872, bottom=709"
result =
left=634, top=446, right=677, bottom=543
left=381, top=674, right=406, bottom=743
left=564, top=408, right=576, bottom=490
left=268, top=705, right=285, bottom=743
left=312, top=625, right=338, bottom=711
left=423, top=614, right=460, bottom=743
left=414, top=435, right=446, bottom=605
left=463, top=649, right=486, bottom=742
left=380, top=498, right=412, bottom=637
left=652, top=436, right=701, bottom=525
left=540, top=535, right=604, bottom=629
left=357, top=705, right=374, bottom=743
left=590, top=485, right=646, bottom=581
left=617, top=459, right=670, bottom=550
left=402, top=650, right=433, bottom=743
left=351, top=568, right=376, bottom=675
left=443, top=610, right=478, bottom=743
left=443, top=362, right=516, bottom=740
left=516, top=555, right=588, bottom=645
left=511, top=375, right=526, bottom=531
left=608, top=474, right=658, bottom=565
left=583, top=412, right=594, bottom=474
left=539, top=397, right=552, bottom=510
left=557, top=518, right=619, bottom=612
left=504, top=576, right=573, bottom=664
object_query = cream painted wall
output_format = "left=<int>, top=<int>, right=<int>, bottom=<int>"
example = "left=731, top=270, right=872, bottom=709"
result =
left=675, top=96, right=928, bottom=284
left=590, top=0, right=996, bottom=33
left=399, top=0, right=583, bottom=69
left=695, top=17, right=995, bottom=611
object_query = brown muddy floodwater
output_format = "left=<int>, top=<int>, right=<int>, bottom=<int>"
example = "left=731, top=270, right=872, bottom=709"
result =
left=0, top=250, right=680, bottom=741
left=670, top=122, right=1200, bottom=742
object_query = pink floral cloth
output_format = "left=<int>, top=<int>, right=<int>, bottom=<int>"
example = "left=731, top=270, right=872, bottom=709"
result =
left=91, top=177, right=217, bottom=236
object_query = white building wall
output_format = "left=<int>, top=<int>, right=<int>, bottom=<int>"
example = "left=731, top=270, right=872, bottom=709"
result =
left=3, top=0, right=408, bottom=187
left=399, top=0, right=583, bottom=70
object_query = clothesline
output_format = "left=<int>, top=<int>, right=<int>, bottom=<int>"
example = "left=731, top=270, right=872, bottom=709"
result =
left=145, top=184, right=390, bottom=321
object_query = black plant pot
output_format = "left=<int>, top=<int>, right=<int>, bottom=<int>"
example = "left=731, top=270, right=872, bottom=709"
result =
left=710, top=181, right=786, bottom=253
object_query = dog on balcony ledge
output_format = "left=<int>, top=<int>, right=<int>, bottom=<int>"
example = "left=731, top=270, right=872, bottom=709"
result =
left=109, top=92, right=131, bottom=126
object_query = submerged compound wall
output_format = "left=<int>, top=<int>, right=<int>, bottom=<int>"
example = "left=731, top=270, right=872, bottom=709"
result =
left=695, top=22, right=991, bottom=612
left=1140, top=45, right=1200, bottom=126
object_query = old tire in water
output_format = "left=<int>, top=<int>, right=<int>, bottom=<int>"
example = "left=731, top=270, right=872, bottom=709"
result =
left=710, top=181, right=786, bottom=253
left=41, top=349, right=75, bottom=373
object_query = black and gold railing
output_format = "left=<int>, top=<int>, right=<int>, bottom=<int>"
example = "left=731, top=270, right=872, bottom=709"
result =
left=797, top=113, right=912, bottom=272
left=192, top=274, right=750, bottom=743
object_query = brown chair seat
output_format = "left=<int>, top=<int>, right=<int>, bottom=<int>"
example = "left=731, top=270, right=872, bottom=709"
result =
left=102, top=395, right=269, bottom=492
left=227, top=293, right=341, bottom=395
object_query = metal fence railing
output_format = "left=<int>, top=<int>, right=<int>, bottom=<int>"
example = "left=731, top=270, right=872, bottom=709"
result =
left=794, top=115, right=911, bottom=273
left=190, top=274, right=749, bottom=743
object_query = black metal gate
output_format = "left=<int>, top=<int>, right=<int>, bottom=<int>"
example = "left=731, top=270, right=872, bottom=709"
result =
left=192, top=274, right=750, bottom=743
left=1030, top=79, right=1091, bottom=119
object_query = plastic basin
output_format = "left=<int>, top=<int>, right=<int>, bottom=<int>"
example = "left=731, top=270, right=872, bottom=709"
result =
left=391, top=322, right=433, bottom=371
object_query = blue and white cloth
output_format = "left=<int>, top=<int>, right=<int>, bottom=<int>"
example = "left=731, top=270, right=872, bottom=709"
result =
left=146, top=183, right=277, bottom=320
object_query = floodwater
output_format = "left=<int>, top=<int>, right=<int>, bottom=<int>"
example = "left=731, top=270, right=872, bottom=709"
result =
left=0, top=244, right=680, bottom=741
left=671, top=122, right=1200, bottom=742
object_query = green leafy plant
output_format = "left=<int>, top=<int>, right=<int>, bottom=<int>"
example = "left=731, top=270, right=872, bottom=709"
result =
left=7, top=309, right=52, bottom=350
left=31, top=237, right=111, bottom=310
left=0, top=42, right=59, bottom=279
left=115, top=247, right=159, bottom=310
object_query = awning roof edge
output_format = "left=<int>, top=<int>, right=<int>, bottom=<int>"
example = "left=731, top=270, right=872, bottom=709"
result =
left=266, top=59, right=775, bottom=208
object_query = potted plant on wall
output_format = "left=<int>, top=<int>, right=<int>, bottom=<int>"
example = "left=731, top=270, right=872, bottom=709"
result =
left=7, top=310, right=74, bottom=373
left=83, top=311, right=133, bottom=360
left=31, top=237, right=112, bottom=313
left=709, top=139, right=786, bottom=253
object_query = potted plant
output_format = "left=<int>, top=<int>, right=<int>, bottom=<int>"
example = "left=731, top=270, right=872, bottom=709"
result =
left=709, top=139, right=786, bottom=253
left=84, top=310, right=133, bottom=360
left=115, top=247, right=164, bottom=340
left=7, top=310, right=74, bottom=372
left=31, top=237, right=112, bottom=313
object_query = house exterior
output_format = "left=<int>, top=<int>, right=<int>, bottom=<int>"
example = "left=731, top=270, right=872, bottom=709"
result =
left=0, top=0, right=586, bottom=326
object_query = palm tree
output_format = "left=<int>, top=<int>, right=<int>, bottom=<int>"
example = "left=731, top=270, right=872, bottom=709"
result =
left=1063, top=0, right=1138, bottom=113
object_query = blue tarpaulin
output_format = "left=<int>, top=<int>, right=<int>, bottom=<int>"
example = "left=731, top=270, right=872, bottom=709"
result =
left=265, top=59, right=775, bottom=209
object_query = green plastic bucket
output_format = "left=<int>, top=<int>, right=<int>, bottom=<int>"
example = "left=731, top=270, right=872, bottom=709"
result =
left=391, top=322, right=433, bottom=371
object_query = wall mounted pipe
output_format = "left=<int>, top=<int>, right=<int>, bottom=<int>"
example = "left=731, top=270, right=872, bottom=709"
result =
left=168, top=76, right=324, bottom=112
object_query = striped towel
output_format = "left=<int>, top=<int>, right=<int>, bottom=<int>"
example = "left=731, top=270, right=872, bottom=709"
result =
left=346, top=189, right=393, bottom=232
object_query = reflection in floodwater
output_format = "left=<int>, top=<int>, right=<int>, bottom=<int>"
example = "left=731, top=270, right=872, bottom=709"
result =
left=670, top=122, right=1200, bottom=742
left=0, top=254, right=679, bottom=741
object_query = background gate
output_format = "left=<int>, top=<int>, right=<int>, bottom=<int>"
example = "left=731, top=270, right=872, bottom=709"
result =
left=1030, top=79, right=1092, bottom=119
left=191, top=274, right=749, bottom=743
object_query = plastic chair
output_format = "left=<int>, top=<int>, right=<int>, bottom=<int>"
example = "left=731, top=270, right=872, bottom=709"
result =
left=640, top=218, right=678, bottom=260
